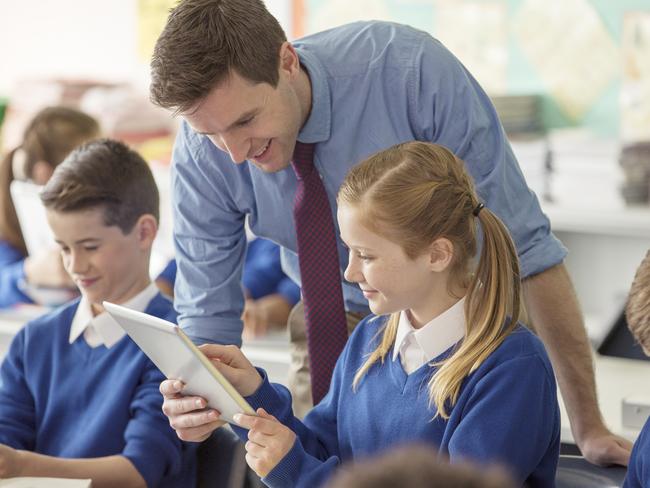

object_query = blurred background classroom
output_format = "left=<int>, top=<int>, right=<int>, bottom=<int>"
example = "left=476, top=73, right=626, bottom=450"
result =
left=1, top=0, right=650, bottom=458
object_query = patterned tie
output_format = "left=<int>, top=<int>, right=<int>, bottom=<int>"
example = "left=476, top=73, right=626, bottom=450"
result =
left=292, top=141, right=348, bottom=404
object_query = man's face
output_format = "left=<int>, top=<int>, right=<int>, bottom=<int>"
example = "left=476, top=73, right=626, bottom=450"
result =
left=183, top=70, right=304, bottom=173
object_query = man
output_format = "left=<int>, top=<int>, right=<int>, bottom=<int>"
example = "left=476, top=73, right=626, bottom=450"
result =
left=150, top=0, right=630, bottom=465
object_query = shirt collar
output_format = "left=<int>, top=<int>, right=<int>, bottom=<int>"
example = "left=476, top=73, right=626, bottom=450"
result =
left=295, top=47, right=331, bottom=144
left=69, top=282, right=159, bottom=348
left=392, top=297, right=466, bottom=363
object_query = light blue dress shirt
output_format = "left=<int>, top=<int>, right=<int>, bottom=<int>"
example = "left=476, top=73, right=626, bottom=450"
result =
left=171, top=21, right=566, bottom=345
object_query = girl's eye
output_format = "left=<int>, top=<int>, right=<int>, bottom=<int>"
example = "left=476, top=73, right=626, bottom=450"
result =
left=84, top=246, right=98, bottom=252
left=358, top=253, right=374, bottom=261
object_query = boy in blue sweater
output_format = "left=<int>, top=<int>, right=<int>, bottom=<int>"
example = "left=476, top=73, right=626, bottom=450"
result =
left=159, top=142, right=560, bottom=487
left=624, top=249, right=650, bottom=487
left=0, top=139, right=195, bottom=487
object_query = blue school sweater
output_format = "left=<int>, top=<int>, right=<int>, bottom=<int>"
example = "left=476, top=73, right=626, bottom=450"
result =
left=0, top=240, right=31, bottom=308
left=625, top=417, right=650, bottom=487
left=0, top=293, right=196, bottom=488
left=236, top=316, right=560, bottom=488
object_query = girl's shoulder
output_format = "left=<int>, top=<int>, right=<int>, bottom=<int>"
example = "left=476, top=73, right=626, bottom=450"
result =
left=486, top=324, right=554, bottom=376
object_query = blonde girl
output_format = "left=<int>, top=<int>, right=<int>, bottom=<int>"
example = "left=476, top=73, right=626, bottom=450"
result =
left=0, top=106, right=99, bottom=307
left=159, top=141, right=560, bottom=488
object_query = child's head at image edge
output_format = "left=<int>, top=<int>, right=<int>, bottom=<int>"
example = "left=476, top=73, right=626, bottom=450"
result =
left=40, top=138, right=159, bottom=314
left=626, top=249, right=650, bottom=356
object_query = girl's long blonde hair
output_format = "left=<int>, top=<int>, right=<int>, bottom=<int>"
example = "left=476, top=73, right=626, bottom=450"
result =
left=338, top=141, right=521, bottom=419
left=0, top=107, right=100, bottom=255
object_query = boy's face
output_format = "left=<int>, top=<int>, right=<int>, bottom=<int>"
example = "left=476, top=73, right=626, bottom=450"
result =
left=46, top=207, right=152, bottom=312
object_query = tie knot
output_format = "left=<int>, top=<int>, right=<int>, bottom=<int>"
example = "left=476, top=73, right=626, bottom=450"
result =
left=291, top=142, right=315, bottom=179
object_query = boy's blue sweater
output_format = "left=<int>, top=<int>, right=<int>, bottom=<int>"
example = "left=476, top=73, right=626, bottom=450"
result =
left=0, top=293, right=196, bottom=487
left=625, top=417, right=650, bottom=487
left=0, top=240, right=31, bottom=307
left=236, top=316, right=560, bottom=488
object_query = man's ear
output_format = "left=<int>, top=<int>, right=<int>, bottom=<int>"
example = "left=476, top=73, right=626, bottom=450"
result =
left=428, top=237, right=454, bottom=272
left=134, top=214, right=158, bottom=249
left=279, top=41, right=300, bottom=79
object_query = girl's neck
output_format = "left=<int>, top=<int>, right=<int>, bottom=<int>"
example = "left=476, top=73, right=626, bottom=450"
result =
left=408, top=283, right=467, bottom=329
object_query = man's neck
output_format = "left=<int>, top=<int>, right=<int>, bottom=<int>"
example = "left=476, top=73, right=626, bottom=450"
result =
left=295, top=65, right=313, bottom=130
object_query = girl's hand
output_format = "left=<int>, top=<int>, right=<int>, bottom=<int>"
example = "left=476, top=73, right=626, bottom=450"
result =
left=199, top=344, right=263, bottom=396
left=160, top=379, right=225, bottom=442
left=235, top=408, right=296, bottom=478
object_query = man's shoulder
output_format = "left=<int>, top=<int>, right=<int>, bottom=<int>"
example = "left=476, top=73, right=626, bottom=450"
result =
left=295, top=21, right=436, bottom=73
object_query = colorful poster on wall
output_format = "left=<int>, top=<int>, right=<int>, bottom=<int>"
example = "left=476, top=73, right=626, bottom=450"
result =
left=138, top=0, right=178, bottom=63
left=434, top=0, right=507, bottom=95
left=621, top=12, right=650, bottom=143
left=513, top=0, right=619, bottom=121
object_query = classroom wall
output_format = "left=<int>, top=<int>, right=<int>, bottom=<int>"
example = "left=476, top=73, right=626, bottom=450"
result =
left=0, top=0, right=292, bottom=95
left=305, top=0, right=650, bottom=138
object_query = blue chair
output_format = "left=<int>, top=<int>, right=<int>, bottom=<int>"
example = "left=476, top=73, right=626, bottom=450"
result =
left=556, top=455, right=627, bottom=488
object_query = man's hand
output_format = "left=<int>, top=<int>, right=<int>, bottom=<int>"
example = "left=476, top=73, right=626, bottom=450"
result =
left=0, top=443, right=21, bottom=478
left=579, top=427, right=633, bottom=466
left=235, top=408, right=296, bottom=478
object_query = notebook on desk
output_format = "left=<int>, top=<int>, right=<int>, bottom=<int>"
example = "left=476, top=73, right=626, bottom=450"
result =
left=0, top=478, right=91, bottom=487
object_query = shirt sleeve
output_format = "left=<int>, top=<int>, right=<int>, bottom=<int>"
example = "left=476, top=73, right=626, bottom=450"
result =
left=0, top=329, right=37, bottom=449
left=408, top=38, right=566, bottom=278
left=0, top=241, right=32, bottom=308
left=171, top=123, right=248, bottom=346
left=447, top=354, right=560, bottom=485
left=121, top=360, right=188, bottom=487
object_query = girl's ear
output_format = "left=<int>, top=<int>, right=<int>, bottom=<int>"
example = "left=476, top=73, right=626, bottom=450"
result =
left=428, top=237, right=454, bottom=272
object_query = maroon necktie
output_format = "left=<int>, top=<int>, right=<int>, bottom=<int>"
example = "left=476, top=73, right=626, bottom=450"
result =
left=292, top=141, right=348, bottom=404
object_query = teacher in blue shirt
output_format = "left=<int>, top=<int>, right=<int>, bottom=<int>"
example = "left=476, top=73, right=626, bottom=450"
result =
left=149, top=0, right=630, bottom=466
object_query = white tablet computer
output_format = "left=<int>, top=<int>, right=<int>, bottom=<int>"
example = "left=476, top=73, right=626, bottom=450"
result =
left=103, top=301, right=255, bottom=424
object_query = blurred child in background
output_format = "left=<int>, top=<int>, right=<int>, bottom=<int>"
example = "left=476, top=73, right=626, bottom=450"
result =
left=0, top=106, right=99, bottom=308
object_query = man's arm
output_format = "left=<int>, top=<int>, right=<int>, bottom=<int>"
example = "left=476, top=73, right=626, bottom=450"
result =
left=1, top=445, right=145, bottom=488
left=523, top=263, right=633, bottom=466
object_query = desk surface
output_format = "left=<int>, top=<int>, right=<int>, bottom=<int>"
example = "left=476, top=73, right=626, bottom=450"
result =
left=559, top=354, right=650, bottom=444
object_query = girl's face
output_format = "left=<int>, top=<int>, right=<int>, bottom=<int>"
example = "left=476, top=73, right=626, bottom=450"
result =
left=338, top=203, right=450, bottom=327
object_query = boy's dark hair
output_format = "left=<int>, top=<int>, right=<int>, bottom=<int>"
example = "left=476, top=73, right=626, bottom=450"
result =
left=40, top=139, right=159, bottom=234
left=326, top=445, right=515, bottom=488
left=626, top=250, right=650, bottom=352
left=150, top=0, right=287, bottom=114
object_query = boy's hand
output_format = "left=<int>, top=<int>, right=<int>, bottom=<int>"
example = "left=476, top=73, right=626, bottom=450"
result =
left=199, top=344, right=263, bottom=396
left=160, top=380, right=225, bottom=442
left=0, top=443, right=21, bottom=478
left=235, top=408, right=296, bottom=478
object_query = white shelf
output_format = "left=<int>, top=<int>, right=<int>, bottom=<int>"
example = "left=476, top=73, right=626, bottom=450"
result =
left=542, top=202, right=650, bottom=238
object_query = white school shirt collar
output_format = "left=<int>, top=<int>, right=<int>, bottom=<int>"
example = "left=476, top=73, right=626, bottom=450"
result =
left=392, top=297, right=466, bottom=374
left=69, top=282, right=159, bottom=348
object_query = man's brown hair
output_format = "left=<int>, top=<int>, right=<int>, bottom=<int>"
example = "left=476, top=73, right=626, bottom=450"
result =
left=150, top=0, right=287, bottom=113
left=626, top=249, right=650, bottom=353
left=40, top=139, right=159, bottom=234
